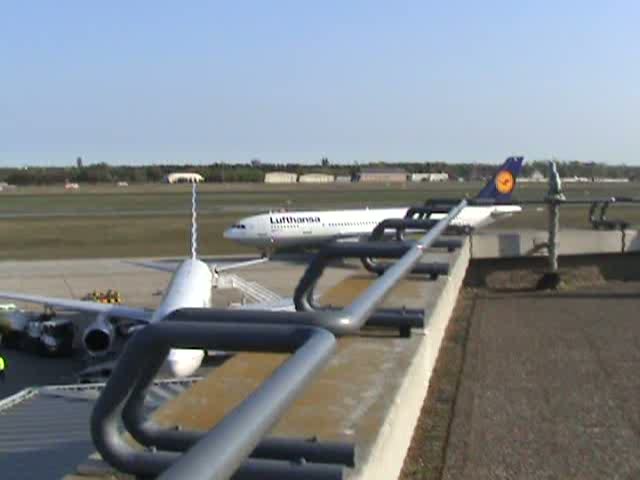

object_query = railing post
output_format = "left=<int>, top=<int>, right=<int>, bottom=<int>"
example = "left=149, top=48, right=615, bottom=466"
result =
left=539, top=160, right=565, bottom=289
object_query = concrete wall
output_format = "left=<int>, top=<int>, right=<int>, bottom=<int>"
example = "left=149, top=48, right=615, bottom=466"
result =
left=470, top=228, right=640, bottom=259
left=355, top=239, right=471, bottom=480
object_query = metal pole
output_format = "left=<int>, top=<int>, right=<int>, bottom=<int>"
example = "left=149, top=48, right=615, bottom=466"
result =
left=548, top=201, right=559, bottom=272
left=546, top=160, right=565, bottom=274
left=91, top=322, right=337, bottom=479
left=160, top=325, right=336, bottom=480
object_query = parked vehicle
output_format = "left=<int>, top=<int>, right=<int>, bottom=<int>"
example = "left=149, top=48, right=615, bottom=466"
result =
left=0, top=306, right=74, bottom=356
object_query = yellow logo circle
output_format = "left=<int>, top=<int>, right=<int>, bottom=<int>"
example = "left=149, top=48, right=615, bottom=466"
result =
left=495, top=170, right=515, bottom=194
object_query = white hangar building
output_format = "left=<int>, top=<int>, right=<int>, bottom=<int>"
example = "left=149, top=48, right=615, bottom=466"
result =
left=298, top=173, right=335, bottom=183
left=163, top=172, right=205, bottom=184
left=264, top=172, right=298, bottom=184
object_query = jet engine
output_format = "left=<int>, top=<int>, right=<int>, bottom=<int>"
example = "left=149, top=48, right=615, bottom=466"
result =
left=82, top=313, right=114, bottom=356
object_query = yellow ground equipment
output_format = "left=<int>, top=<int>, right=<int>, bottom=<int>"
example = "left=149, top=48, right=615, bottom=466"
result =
left=83, top=290, right=122, bottom=304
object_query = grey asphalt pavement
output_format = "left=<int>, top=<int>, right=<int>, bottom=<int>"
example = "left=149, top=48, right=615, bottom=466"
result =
left=0, top=348, right=82, bottom=399
left=443, top=282, right=640, bottom=480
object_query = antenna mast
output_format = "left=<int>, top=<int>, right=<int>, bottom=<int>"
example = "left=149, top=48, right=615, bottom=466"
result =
left=191, top=181, right=198, bottom=260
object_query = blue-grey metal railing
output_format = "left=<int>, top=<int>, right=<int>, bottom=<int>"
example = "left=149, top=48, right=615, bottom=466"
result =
left=92, top=322, right=341, bottom=479
left=293, top=241, right=446, bottom=313
left=90, top=199, right=467, bottom=480
left=344, top=200, right=465, bottom=323
left=361, top=220, right=460, bottom=279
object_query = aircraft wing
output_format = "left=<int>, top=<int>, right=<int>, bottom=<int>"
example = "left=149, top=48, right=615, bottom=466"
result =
left=0, top=292, right=153, bottom=322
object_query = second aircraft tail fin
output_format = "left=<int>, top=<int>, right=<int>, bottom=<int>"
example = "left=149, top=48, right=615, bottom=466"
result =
left=475, top=156, right=524, bottom=202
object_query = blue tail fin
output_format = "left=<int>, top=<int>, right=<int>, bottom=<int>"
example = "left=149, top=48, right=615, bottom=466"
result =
left=475, top=156, right=524, bottom=202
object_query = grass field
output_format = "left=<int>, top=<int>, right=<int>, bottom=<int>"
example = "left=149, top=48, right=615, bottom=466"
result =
left=1, top=182, right=639, bottom=260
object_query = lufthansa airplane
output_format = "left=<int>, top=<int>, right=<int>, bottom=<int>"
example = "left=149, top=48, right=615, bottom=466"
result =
left=225, top=157, right=524, bottom=253
left=0, top=186, right=271, bottom=377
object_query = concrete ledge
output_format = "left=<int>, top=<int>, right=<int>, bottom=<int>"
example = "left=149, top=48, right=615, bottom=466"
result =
left=354, top=239, right=470, bottom=480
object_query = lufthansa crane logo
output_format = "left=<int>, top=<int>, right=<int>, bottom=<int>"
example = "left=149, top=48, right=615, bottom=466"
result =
left=495, top=170, right=515, bottom=194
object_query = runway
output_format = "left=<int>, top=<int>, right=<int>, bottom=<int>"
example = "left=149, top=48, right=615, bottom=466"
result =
left=0, top=205, right=268, bottom=219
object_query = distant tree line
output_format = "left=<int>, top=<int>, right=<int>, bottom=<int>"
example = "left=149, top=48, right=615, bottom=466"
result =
left=0, top=160, right=638, bottom=186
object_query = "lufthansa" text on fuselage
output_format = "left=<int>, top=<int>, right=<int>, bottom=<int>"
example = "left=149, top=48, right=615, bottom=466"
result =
left=270, top=216, right=321, bottom=224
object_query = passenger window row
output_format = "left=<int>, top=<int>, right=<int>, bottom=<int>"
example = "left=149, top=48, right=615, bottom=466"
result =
left=327, top=221, right=376, bottom=227
left=272, top=220, right=378, bottom=229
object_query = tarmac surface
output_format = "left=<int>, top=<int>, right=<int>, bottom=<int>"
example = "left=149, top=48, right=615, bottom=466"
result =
left=443, top=282, right=640, bottom=480
left=0, top=349, right=82, bottom=399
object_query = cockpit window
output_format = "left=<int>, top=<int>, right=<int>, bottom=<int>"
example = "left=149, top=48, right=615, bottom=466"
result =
left=232, top=224, right=246, bottom=229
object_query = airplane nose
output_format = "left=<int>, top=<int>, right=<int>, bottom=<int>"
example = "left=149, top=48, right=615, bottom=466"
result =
left=223, top=228, right=234, bottom=239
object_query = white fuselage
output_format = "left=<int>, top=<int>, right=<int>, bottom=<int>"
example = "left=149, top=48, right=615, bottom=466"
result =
left=224, top=205, right=521, bottom=250
left=152, top=259, right=212, bottom=377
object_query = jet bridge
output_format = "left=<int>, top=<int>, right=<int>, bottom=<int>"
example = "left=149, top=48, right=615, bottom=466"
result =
left=88, top=200, right=469, bottom=480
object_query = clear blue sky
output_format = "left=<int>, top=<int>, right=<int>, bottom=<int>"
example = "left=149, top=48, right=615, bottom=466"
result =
left=1, top=1, right=638, bottom=166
